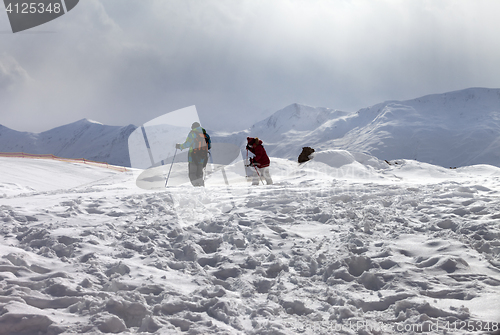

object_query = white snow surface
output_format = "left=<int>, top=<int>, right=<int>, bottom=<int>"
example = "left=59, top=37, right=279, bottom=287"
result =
left=1, top=153, right=500, bottom=334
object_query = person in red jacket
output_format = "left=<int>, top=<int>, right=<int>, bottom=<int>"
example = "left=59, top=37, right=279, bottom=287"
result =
left=246, top=137, right=273, bottom=185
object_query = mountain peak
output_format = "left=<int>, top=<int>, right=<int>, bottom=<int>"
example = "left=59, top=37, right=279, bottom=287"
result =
left=73, top=118, right=103, bottom=126
left=0, top=120, right=133, bottom=166
left=1, top=87, right=498, bottom=168
left=249, top=103, right=349, bottom=139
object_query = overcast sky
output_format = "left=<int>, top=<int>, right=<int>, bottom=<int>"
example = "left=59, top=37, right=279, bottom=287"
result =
left=1, top=0, right=499, bottom=132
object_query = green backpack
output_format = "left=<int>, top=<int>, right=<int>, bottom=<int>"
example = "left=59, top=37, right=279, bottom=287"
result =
left=191, top=128, right=211, bottom=159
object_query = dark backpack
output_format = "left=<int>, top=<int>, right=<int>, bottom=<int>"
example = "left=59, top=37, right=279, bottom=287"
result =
left=202, top=128, right=211, bottom=150
left=298, top=147, right=315, bottom=163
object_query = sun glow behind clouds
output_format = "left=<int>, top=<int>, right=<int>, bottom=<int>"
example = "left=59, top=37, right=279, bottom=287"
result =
left=1, top=0, right=499, bottom=132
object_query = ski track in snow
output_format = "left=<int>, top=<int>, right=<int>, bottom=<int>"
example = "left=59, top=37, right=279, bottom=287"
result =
left=0, top=156, right=500, bottom=334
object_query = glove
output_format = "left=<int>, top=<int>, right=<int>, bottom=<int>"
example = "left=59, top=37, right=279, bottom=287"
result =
left=246, top=145, right=251, bottom=150
left=175, top=143, right=181, bottom=149
left=249, top=158, right=254, bottom=166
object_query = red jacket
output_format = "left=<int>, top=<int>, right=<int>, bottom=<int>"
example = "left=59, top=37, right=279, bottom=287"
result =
left=247, top=137, right=270, bottom=168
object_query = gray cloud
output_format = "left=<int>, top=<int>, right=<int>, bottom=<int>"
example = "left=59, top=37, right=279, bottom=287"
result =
left=1, top=0, right=500, bottom=132
left=0, top=54, right=30, bottom=90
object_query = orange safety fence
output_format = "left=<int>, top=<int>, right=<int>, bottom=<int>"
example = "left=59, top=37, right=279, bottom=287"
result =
left=0, top=152, right=128, bottom=172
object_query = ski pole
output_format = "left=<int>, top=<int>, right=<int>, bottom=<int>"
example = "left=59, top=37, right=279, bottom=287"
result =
left=165, top=148, right=177, bottom=187
left=246, top=149, right=251, bottom=179
left=253, top=165, right=265, bottom=185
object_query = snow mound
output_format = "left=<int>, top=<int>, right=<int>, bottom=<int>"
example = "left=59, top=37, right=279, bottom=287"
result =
left=282, top=150, right=392, bottom=182
left=310, top=150, right=356, bottom=168
left=310, top=150, right=388, bottom=170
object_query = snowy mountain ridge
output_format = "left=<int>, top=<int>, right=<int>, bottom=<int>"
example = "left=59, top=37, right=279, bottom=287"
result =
left=0, top=118, right=135, bottom=167
left=1, top=87, right=499, bottom=168
left=241, top=87, right=500, bottom=168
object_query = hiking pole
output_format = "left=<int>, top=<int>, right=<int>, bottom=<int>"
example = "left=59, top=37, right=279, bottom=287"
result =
left=253, top=165, right=265, bottom=185
left=245, top=149, right=251, bottom=179
left=165, top=148, right=177, bottom=187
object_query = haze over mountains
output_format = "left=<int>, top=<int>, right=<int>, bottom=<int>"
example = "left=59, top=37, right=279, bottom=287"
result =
left=0, top=119, right=135, bottom=167
left=1, top=87, right=499, bottom=168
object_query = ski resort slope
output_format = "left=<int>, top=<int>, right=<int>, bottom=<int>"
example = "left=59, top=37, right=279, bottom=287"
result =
left=1, top=152, right=500, bottom=334
left=0, top=157, right=121, bottom=196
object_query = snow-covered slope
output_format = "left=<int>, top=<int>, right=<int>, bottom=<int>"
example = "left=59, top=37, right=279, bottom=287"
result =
left=0, top=119, right=136, bottom=167
left=0, top=157, right=121, bottom=196
left=234, top=87, right=500, bottom=168
left=1, top=154, right=500, bottom=334
left=338, top=87, right=500, bottom=167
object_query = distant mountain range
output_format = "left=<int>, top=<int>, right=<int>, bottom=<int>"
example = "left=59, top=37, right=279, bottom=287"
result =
left=0, top=119, right=135, bottom=167
left=1, top=87, right=499, bottom=168
left=244, top=87, right=500, bottom=168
